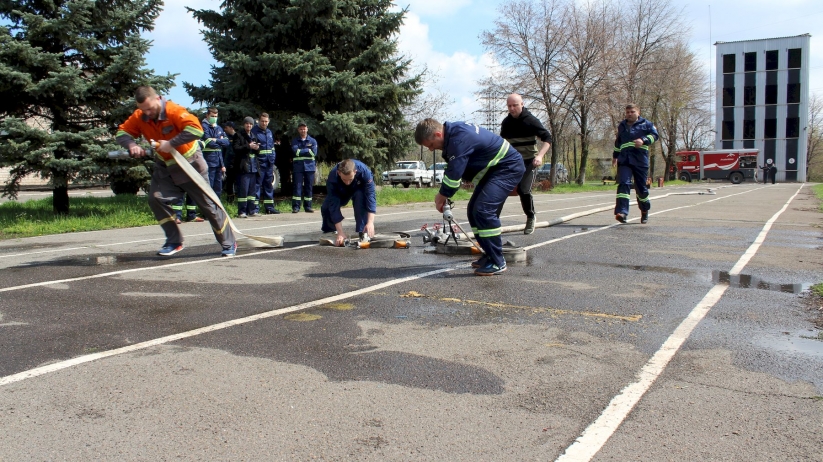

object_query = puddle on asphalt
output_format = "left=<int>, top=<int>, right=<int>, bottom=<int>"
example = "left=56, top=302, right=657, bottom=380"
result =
left=525, top=258, right=695, bottom=277
left=712, top=271, right=812, bottom=294
left=757, top=330, right=823, bottom=357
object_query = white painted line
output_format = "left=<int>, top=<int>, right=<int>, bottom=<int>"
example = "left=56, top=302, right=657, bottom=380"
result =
left=0, top=265, right=461, bottom=387
left=555, top=183, right=805, bottom=462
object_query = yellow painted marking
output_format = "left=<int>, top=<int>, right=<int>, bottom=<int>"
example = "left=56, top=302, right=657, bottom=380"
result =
left=322, top=303, right=354, bottom=311
left=395, top=292, right=640, bottom=322
left=284, top=313, right=322, bottom=322
left=401, top=291, right=425, bottom=298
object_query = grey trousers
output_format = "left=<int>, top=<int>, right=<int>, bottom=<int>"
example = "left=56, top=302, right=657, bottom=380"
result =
left=147, top=154, right=236, bottom=250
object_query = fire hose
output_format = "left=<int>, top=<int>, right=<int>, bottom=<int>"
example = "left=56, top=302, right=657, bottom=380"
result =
left=110, top=142, right=284, bottom=248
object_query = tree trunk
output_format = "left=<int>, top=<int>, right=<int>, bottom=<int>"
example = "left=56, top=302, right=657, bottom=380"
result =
left=53, top=182, right=69, bottom=215
left=577, top=109, right=589, bottom=185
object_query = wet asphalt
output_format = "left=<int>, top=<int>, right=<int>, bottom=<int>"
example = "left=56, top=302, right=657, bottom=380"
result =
left=0, top=183, right=821, bottom=460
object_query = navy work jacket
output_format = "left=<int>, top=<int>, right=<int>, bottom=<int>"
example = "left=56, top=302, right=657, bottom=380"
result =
left=613, top=117, right=659, bottom=168
left=326, top=160, right=377, bottom=213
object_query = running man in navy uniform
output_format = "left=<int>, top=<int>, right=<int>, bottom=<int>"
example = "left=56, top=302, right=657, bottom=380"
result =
left=613, top=104, right=658, bottom=224
left=415, top=118, right=525, bottom=276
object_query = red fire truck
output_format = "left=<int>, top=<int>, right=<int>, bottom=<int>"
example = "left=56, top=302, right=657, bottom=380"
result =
left=675, top=149, right=759, bottom=184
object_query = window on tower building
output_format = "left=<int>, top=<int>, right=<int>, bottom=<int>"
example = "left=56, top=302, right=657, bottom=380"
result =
left=723, top=87, right=735, bottom=106
left=765, top=50, right=778, bottom=70
left=723, top=54, right=736, bottom=73
left=744, top=52, right=756, bottom=72
left=788, top=48, right=801, bottom=68
left=787, top=83, right=800, bottom=104
left=765, top=85, right=777, bottom=105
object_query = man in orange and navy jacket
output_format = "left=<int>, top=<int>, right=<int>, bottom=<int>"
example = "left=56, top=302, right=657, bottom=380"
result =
left=116, top=86, right=237, bottom=257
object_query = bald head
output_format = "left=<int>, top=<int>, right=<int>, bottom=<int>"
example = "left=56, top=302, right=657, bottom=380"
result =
left=506, top=93, right=524, bottom=118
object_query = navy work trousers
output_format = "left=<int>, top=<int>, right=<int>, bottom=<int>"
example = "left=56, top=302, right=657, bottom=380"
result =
left=614, top=163, right=650, bottom=217
left=255, top=156, right=275, bottom=213
left=321, top=189, right=369, bottom=234
left=469, top=164, right=524, bottom=267
left=292, top=170, right=315, bottom=211
left=236, top=172, right=257, bottom=215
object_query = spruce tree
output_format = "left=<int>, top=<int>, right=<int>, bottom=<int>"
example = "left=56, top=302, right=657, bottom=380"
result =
left=0, top=0, right=174, bottom=213
left=186, top=0, right=421, bottom=169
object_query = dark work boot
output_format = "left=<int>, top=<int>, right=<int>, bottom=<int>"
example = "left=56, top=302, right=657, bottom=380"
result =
left=641, top=212, right=649, bottom=224
left=524, top=216, right=535, bottom=234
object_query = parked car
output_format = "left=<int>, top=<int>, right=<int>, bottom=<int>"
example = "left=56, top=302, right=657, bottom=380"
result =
left=428, top=162, right=447, bottom=183
left=534, top=163, right=568, bottom=183
left=384, top=160, right=434, bottom=188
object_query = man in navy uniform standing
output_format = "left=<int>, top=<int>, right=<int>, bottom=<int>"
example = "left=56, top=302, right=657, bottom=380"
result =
left=291, top=122, right=318, bottom=213
left=251, top=113, right=280, bottom=214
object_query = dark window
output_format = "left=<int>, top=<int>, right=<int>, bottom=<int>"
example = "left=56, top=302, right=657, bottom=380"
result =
left=724, top=74, right=735, bottom=87
left=764, top=139, right=776, bottom=158
left=723, top=87, right=735, bottom=106
left=788, top=48, right=801, bottom=68
left=740, top=156, right=757, bottom=168
left=766, top=50, right=778, bottom=70
left=723, top=54, right=736, bottom=73
left=743, top=119, right=756, bottom=139
left=786, top=83, right=800, bottom=104
left=788, top=69, right=800, bottom=84
left=743, top=139, right=755, bottom=149
left=722, top=141, right=734, bottom=149
left=764, top=119, right=776, bottom=138
left=744, top=72, right=756, bottom=86
left=744, top=106, right=755, bottom=120
left=765, top=105, right=777, bottom=119
left=788, top=103, right=800, bottom=118
left=722, top=120, right=734, bottom=140
left=744, top=52, right=757, bottom=71
left=765, top=85, right=777, bottom=105
left=786, top=117, right=799, bottom=138
left=744, top=86, right=756, bottom=106
left=724, top=107, right=735, bottom=121
left=786, top=138, right=799, bottom=158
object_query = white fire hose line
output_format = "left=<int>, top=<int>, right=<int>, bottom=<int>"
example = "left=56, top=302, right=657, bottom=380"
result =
left=554, top=184, right=805, bottom=462
left=0, top=183, right=784, bottom=389
left=169, top=151, right=284, bottom=248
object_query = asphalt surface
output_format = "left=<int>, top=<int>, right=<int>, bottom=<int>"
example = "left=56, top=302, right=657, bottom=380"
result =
left=0, top=183, right=821, bottom=461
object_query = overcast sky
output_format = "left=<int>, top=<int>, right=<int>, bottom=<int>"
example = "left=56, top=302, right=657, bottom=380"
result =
left=146, top=0, right=823, bottom=121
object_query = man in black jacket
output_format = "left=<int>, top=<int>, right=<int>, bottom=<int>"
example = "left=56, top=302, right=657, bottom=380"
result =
left=500, top=93, right=553, bottom=234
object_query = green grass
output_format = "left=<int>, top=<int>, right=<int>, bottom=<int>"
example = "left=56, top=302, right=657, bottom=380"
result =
left=811, top=283, right=823, bottom=297
left=813, top=184, right=823, bottom=211
left=375, top=186, right=472, bottom=205
left=0, top=195, right=156, bottom=239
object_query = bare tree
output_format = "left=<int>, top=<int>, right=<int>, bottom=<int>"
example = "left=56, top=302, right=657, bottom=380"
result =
left=481, top=0, right=573, bottom=186
left=807, top=93, right=823, bottom=180
left=560, top=0, right=614, bottom=184
left=652, top=40, right=709, bottom=176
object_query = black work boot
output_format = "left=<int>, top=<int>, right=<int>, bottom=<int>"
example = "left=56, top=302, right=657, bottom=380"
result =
left=524, top=216, right=535, bottom=234
left=641, top=212, right=649, bottom=224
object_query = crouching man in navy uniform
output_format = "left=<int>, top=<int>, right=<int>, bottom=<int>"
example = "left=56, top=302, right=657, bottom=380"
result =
left=613, top=104, right=658, bottom=224
left=321, top=159, right=377, bottom=247
left=414, top=118, right=525, bottom=276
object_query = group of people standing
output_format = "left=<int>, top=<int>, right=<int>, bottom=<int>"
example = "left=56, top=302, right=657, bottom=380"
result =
left=190, top=109, right=319, bottom=219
